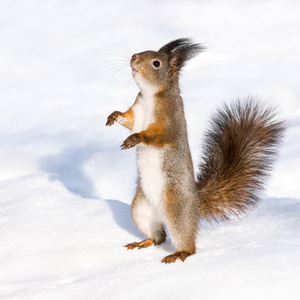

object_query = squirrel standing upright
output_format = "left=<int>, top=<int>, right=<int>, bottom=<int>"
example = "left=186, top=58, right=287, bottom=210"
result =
left=106, top=38, right=285, bottom=263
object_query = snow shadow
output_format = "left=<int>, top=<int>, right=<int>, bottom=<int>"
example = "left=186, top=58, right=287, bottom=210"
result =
left=105, top=199, right=142, bottom=237
left=40, top=146, right=141, bottom=235
left=40, top=144, right=100, bottom=199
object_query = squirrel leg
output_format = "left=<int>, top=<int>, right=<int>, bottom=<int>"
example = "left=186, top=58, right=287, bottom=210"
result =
left=162, top=188, right=198, bottom=263
left=125, top=186, right=166, bottom=250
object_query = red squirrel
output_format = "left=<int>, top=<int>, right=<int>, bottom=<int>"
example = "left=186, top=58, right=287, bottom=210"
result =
left=106, top=38, right=285, bottom=263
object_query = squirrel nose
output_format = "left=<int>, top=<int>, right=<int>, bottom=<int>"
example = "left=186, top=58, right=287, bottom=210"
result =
left=131, top=54, right=138, bottom=62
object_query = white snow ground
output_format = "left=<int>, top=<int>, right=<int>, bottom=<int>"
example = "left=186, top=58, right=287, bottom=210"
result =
left=1, top=1, right=300, bottom=299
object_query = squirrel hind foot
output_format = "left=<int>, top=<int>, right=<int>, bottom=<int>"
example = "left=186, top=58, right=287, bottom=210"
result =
left=161, top=250, right=195, bottom=264
left=124, top=239, right=155, bottom=250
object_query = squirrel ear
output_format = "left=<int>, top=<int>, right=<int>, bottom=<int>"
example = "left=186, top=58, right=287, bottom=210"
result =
left=159, top=38, right=204, bottom=72
left=168, top=69, right=174, bottom=78
left=169, top=52, right=185, bottom=71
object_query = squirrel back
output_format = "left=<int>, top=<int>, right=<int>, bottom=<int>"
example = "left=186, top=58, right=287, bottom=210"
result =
left=106, top=38, right=285, bottom=263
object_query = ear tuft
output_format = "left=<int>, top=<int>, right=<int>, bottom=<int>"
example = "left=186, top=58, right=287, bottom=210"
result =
left=158, top=38, right=204, bottom=70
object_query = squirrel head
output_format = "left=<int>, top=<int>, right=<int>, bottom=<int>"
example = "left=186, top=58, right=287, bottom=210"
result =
left=130, top=38, right=203, bottom=93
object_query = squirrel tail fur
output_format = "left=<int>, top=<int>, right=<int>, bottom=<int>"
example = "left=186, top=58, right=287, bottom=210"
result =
left=197, top=99, right=285, bottom=222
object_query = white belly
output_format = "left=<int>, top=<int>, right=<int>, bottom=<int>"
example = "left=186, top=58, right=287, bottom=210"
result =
left=137, top=145, right=164, bottom=207
left=131, top=93, right=154, bottom=133
left=131, top=93, right=165, bottom=207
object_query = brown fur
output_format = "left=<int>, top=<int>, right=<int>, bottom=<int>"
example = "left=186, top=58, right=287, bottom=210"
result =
left=197, top=100, right=285, bottom=221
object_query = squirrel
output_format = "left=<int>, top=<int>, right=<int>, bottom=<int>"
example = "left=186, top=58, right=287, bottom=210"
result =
left=106, top=38, right=285, bottom=263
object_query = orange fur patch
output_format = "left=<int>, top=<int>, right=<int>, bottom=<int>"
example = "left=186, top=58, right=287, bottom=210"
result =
left=122, top=108, right=134, bottom=130
left=138, top=116, right=171, bottom=147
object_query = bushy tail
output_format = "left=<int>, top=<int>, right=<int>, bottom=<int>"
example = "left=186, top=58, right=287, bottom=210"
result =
left=197, top=99, right=285, bottom=222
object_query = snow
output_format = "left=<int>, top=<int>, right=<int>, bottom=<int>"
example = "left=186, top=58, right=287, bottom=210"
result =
left=1, top=0, right=300, bottom=299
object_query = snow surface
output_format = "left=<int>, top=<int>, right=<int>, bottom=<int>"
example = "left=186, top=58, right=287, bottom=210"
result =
left=1, top=0, right=300, bottom=299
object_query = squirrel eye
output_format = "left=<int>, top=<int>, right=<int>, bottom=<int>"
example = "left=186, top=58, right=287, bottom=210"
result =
left=152, top=60, right=161, bottom=68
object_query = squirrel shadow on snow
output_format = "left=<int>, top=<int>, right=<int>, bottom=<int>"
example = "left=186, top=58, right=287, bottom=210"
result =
left=39, top=144, right=139, bottom=236
left=105, top=199, right=144, bottom=238
left=40, top=144, right=99, bottom=199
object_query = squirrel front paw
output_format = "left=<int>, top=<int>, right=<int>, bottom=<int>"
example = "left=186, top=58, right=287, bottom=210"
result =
left=121, top=133, right=141, bottom=150
left=106, top=111, right=123, bottom=126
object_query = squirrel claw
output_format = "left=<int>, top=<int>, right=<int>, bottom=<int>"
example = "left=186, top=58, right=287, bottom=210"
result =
left=120, top=142, right=132, bottom=150
left=106, top=119, right=113, bottom=126
left=161, top=250, right=194, bottom=264
left=106, top=117, right=115, bottom=127
left=121, top=134, right=140, bottom=150
left=124, top=239, right=155, bottom=250
left=106, top=111, right=122, bottom=126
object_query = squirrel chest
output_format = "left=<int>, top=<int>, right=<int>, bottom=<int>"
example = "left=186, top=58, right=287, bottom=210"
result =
left=132, top=93, right=165, bottom=208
